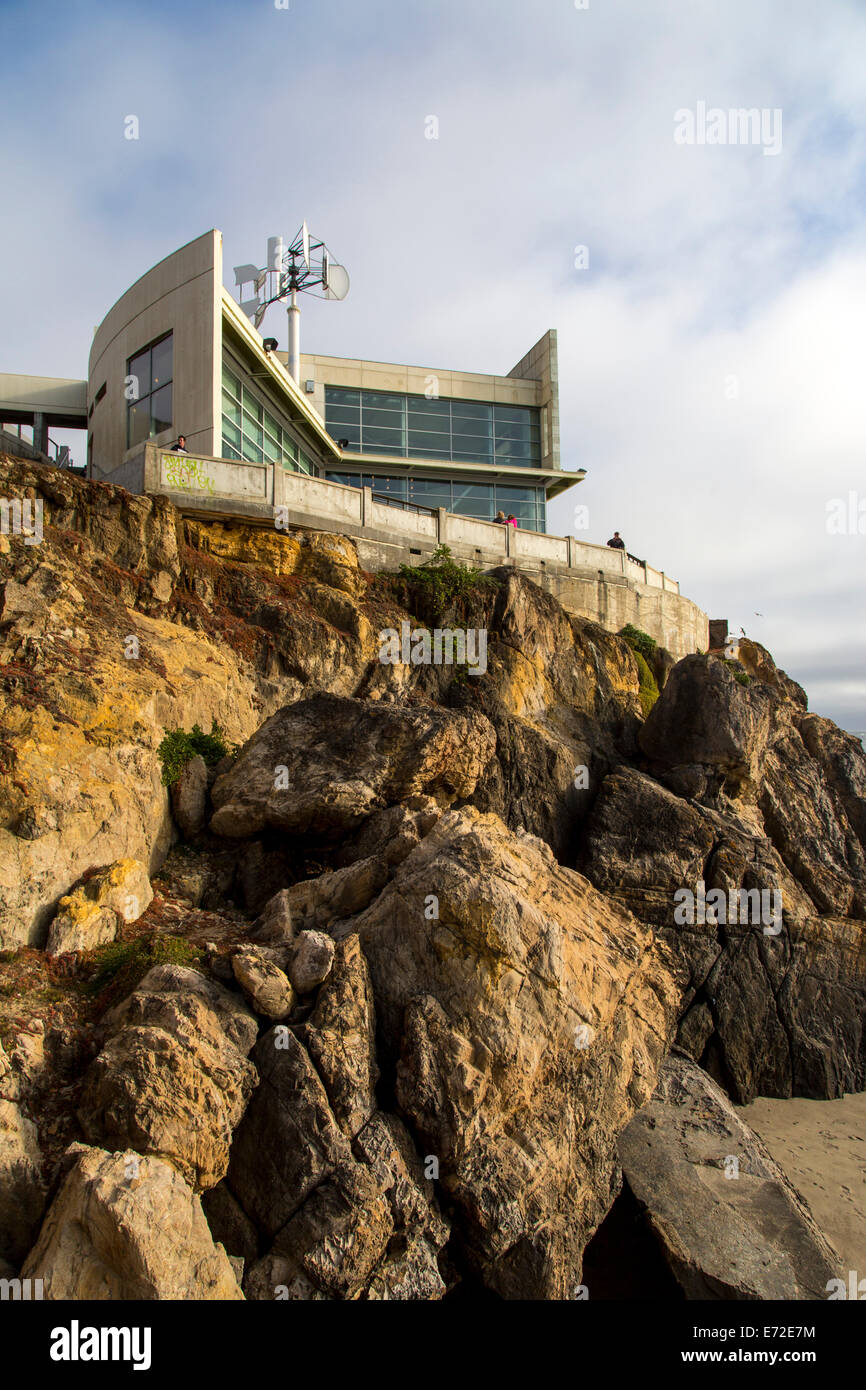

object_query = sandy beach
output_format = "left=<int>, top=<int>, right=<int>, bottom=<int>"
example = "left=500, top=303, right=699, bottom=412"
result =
left=739, top=1092, right=866, bottom=1279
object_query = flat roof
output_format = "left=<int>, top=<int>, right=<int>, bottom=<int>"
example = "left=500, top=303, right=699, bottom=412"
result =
left=0, top=373, right=88, bottom=428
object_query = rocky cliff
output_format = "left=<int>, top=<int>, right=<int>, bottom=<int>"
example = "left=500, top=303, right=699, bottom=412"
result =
left=0, top=453, right=862, bottom=1300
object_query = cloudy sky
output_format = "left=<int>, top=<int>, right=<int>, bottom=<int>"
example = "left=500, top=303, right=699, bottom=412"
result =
left=2, top=0, right=865, bottom=730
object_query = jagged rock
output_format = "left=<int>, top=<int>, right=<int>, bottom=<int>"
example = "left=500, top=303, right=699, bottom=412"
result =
left=468, top=578, right=646, bottom=859
left=210, top=694, right=496, bottom=839
left=738, top=639, right=807, bottom=706
left=78, top=966, right=258, bottom=1190
left=640, top=654, right=775, bottom=793
left=22, top=1145, right=243, bottom=1299
left=109, top=964, right=259, bottom=1054
left=6, top=1020, right=46, bottom=1093
left=759, top=723, right=866, bottom=918
left=289, top=931, right=335, bottom=995
left=252, top=888, right=294, bottom=944
left=288, top=856, right=388, bottom=933
left=170, top=755, right=208, bottom=839
left=228, top=1027, right=351, bottom=1239
left=336, top=798, right=441, bottom=869
left=619, top=1055, right=839, bottom=1299
left=354, top=1111, right=449, bottom=1300
left=0, top=580, right=43, bottom=626
left=0, top=536, right=264, bottom=952
left=45, top=858, right=153, bottom=955
left=351, top=806, right=680, bottom=1298
left=297, top=934, right=378, bottom=1137
left=269, top=1160, right=394, bottom=1299
left=242, top=1109, right=449, bottom=1301
left=580, top=766, right=866, bottom=1101
left=0, top=1040, right=46, bottom=1265
left=232, top=946, right=295, bottom=1019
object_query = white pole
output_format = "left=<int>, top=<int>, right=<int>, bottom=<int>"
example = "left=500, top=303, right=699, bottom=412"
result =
left=287, top=285, right=300, bottom=382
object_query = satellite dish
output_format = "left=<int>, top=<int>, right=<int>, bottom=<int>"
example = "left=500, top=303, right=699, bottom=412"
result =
left=240, top=297, right=261, bottom=320
left=301, top=220, right=310, bottom=271
left=324, top=263, right=349, bottom=301
left=321, top=247, right=330, bottom=292
left=253, top=303, right=268, bottom=329
left=234, top=263, right=260, bottom=287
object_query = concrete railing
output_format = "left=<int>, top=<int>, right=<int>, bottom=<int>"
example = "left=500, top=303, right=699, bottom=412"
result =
left=137, top=444, right=680, bottom=595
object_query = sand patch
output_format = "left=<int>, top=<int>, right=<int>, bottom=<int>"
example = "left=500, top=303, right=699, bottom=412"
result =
left=739, top=1092, right=866, bottom=1280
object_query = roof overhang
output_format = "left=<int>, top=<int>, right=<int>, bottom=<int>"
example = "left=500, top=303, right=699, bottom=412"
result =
left=220, top=291, right=342, bottom=462
left=336, top=450, right=585, bottom=497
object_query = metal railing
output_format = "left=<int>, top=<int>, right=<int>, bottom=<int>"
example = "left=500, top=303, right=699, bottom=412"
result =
left=371, top=491, right=436, bottom=517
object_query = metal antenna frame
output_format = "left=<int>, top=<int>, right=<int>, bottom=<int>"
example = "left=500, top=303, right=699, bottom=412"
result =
left=233, top=224, right=349, bottom=382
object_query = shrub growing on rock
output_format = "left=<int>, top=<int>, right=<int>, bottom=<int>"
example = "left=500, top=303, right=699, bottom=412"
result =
left=157, top=721, right=232, bottom=787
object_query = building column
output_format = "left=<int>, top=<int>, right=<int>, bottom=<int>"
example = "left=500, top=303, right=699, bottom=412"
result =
left=437, top=507, right=448, bottom=545
left=362, top=487, right=373, bottom=529
left=32, top=412, right=48, bottom=457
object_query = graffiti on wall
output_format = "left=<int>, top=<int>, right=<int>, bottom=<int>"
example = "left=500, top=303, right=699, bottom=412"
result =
left=163, top=455, right=216, bottom=494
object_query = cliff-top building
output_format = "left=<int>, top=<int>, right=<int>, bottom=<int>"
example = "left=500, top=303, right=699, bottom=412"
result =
left=0, top=229, right=709, bottom=657
left=81, top=229, right=580, bottom=534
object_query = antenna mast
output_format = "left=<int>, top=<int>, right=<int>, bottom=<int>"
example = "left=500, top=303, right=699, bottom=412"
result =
left=233, top=223, right=350, bottom=382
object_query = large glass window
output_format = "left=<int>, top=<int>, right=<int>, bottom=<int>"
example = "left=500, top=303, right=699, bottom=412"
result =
left=324, top=471, right=546, bottom=531
left=325, top=386, right=541, bottom=467
left=221, top=361, right=317, bottom=474
left=127, top=332, right=173, bottom=448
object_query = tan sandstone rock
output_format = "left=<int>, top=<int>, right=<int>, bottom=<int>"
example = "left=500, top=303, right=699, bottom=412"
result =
left=22, top=1144, right=243, bottom=1299
left=46, top=858, right=153, bottom=955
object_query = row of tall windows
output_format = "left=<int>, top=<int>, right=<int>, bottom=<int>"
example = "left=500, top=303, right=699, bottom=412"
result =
left=326, top=472, right=546, bottom=532
left=324, top=387, right=541, bottom=467
left=221, top=362, right=318, bottom=474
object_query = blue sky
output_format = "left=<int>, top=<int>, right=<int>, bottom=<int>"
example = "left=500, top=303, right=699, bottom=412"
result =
left=2, top=0, right=865, bottom=729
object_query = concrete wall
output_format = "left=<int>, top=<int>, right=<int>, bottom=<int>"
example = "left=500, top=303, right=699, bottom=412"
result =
left=134, top=446, right=706, bottom=658
left=508, top=330, right=560, bottom=474
left=88, top=230, right=224, bottom=477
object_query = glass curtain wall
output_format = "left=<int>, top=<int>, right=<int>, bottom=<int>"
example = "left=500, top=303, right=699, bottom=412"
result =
left=326, top=471, right=546, bottom=532
left=221, top=362, right=318, bottom=474
left=325, top=387, right=541, bottom=467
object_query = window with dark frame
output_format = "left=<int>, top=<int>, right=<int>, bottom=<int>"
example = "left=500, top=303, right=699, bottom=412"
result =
left=126, top=332, right=173, bottom=449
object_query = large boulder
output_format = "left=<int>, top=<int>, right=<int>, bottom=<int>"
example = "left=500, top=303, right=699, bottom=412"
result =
left=287, top=856, right=388, bottom=933
left=619, top=1055, right=840, bottom=1300
left=45, top=859, right=153, bottom=956
left=640, top=654, right=776, bottom=794
left=210, top=694, right=496, bottom=839
left=78, top=965, right=258, bottom=1190
left=22, top=1144, right=243, bottom=1299
left=351, top=805, right=680, bottom=1298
